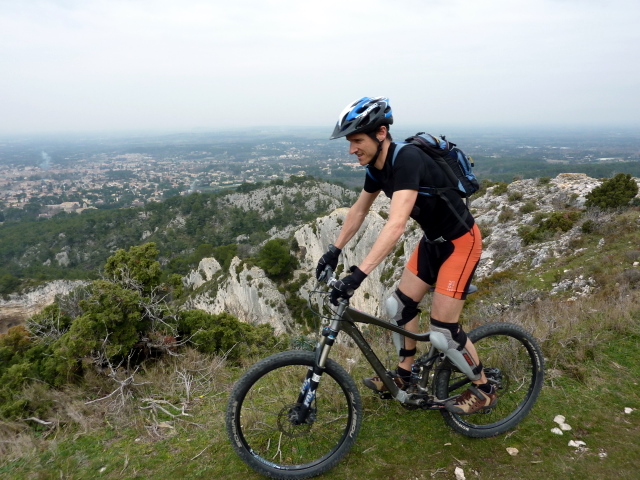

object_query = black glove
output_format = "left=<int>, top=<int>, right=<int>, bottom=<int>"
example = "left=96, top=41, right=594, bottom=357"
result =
left=330, top=266, right=367, bottom=305
left=316, top=244, right=341, bottom=281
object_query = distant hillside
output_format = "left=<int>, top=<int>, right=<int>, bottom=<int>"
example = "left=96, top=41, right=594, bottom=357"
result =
left=473, top=155, right=640, bottom=183
left=3, top=172, right=639, bottom=335
left=0, top=177, right=357, bottom=294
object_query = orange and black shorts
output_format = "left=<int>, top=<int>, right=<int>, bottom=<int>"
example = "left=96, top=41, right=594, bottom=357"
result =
left=407, top=223, right=482, bottom=300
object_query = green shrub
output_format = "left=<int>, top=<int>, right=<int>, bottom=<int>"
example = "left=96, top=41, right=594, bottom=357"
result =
left=520, top=201, right=537, bottom=214
left=585, top=173, right=639, bottom=209
left=518, top=210, right=582, bottom=245
left=26, top=304, right=74, bottom=344
left=542, top=211, right=582, bottom=232
left=491, top=182, right=509, bottom=196
left=178, top=310, right=282, bottom=362
left=257, top=239, right=298, bottom=280
left=498, top=207, right=516, bottom=223
left=0, top=273, right=21, bottom=295
left=581, top=219, right=596, bottom=234
left=104, top=243, right=162, bottom=294
left=508, top=192, right=523, bottom=202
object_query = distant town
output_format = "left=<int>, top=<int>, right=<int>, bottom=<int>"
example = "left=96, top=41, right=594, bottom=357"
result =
left=1, top=127, right=639, bottom=221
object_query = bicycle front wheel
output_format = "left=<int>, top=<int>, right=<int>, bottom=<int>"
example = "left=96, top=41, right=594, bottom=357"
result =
left=435, top=322, right=544, bottom=438
left=226, top=350, right=362, bottom=480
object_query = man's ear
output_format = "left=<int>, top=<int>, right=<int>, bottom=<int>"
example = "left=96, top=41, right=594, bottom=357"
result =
left=376, top=125, right=388, bottom=142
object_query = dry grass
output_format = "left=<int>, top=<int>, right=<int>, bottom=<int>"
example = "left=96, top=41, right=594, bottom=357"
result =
left=0, top=348, right=233, bottom=463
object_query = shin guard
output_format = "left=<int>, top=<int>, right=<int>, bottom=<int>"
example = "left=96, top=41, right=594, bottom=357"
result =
left=429, top=318, right=482, bottom=381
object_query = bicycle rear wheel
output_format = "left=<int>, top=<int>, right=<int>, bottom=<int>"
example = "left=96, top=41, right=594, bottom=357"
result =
left=226, top=350, right=362, bottom=479
left=435, top=322, right=544, bottom=438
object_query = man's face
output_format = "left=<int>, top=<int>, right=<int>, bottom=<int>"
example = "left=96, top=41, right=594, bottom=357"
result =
left=345, top=133, right=378, bottom=166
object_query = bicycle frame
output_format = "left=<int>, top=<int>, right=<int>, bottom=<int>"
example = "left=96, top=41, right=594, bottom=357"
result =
left=301, top=297, right=455, bottom=417
left=227, top=283, right=545, bottom=478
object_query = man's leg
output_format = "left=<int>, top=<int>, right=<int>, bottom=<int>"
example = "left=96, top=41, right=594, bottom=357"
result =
left=394, top=267, right=429, bottom=373
left=395, top=279, right=487, bottom=384
left=430, top=292, right=487, bottom=384
left=362, top=267, right=427, bottom=392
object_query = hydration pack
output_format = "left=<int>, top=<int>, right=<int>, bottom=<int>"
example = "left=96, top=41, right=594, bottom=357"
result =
left=391, top=132, right=480, bottom=201
left=391, top=132, right=480, bottom=230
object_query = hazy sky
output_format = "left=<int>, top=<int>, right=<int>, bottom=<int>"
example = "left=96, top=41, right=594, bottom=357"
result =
left=1, top=0, right=639, bottom=135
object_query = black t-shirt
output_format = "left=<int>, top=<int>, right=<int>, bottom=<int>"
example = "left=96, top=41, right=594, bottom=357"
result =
left=363, top=143, right=474, bottom=241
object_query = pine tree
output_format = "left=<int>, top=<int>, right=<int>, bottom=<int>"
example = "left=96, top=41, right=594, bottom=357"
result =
left=585, top=173, right=639, bottom=209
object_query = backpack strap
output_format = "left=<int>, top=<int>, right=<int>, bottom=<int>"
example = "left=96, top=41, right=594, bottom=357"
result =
left=390, top=142, right=407, bottom=167
left=394, top=141, right=462, bottom=192
left=435, top=189, right=472, bottom=228
left=365, top=165, right=379, bottom=183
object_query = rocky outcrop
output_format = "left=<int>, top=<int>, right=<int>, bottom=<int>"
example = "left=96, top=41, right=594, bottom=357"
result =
left=472, top=173, right=619, bottom=277
left=182, top=257, right=222, bottom=289
left=185, top=173, right=638, bottom=332
left=5, top=173, right=638, bottom=335
left=183, top=257, right=293, bottom=334
left=0, top=280, right=87, bottom=334
left=218, top=182, right=356, bottom=220
left=293, top=195, right=421, bottom=319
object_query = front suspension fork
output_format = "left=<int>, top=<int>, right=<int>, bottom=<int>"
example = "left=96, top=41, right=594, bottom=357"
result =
left=291, top=303, right=344, bottom=424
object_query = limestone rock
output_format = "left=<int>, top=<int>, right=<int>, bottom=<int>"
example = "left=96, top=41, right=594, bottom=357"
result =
left=0, top=280, right=87, bottom=333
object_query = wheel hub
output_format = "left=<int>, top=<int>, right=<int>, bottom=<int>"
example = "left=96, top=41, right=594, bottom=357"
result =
left=277, top=403, right=315, bottom=437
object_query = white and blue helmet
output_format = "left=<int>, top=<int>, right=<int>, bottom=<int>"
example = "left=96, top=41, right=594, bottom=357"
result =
left=330, top=96, right=393, bottom=140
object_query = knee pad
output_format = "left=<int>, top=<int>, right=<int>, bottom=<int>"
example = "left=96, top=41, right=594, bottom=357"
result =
left=385, top=289, right=420, bottom=361
left=429, top=318, right=482, bottom=381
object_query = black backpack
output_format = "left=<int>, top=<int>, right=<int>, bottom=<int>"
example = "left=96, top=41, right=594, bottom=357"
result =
left=391, top=132, right=480, bottom=227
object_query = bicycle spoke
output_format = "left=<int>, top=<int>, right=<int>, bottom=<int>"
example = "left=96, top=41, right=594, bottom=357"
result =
left=227, top=351, right=362, bottom=478
left=436, top=323, right=544, bottom=437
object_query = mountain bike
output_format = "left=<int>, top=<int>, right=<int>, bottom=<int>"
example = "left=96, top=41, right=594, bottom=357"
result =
left=226, top=274, right=544, bottom=479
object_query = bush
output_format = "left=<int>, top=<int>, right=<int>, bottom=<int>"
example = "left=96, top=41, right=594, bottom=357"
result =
left=541, top=211, right=581, bottom=232
left=520, top=201, right=537, bottom=214
left=498, top=207, right=516, bottom=223
left=257, top=239, right=298, bottom=280
left=518, top=210, right=582, bottom=245
left=581, top=219, right=596, bottom=234
left=104, top=243, right=163, bottom=295
left=585, top=173, right=639, bottom=209
left=178, top=310, right=282, bottom=362
left=508, top=192, right=523, bottom=203
left=0, top=273, right=21, bottom=295
left=491, top=182, right=509, bottom=196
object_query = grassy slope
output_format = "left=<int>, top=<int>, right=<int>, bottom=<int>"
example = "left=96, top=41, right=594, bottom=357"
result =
left=0, top=336, right=638, bottom=480
left=1, top=211, right=640, bottom=480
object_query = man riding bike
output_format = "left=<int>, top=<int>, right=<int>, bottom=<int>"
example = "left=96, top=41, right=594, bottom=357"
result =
left=316, top=96, right=496, bottom=414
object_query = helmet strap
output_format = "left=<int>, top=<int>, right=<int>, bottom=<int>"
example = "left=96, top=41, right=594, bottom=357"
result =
left=367, top=131, right=384, bottom=167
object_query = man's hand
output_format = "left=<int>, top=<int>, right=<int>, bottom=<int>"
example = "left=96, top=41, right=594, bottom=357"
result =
left=330, top=266, right=367, bottom=305
left=316, top=244, right=341, bottom=281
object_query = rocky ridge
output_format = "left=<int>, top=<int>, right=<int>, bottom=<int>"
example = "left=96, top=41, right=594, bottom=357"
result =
left=183, top=173, right=639, bottom=332
left=3, top=174, right=639, bottom=334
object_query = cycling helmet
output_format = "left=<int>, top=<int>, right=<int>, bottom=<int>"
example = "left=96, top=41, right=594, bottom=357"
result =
left=330, top=96, right=393, bottom=140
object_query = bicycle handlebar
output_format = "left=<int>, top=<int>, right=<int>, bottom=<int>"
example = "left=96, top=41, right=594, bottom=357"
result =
left=318, top=266, right=354, bottom=298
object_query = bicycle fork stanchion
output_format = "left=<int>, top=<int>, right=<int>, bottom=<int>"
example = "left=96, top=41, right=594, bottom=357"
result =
left=291, top=300, right=347, bottom=425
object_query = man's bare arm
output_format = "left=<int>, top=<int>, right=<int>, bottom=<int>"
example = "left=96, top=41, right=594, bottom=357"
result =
left=358, top=189, right=417, bottom=275
left=334, top=189, right=380, bottom=249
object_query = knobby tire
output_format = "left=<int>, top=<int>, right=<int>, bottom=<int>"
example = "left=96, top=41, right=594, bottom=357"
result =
left=226, top=350, right=362, bottom=480
left=435, top=322, right=544, bottom=437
